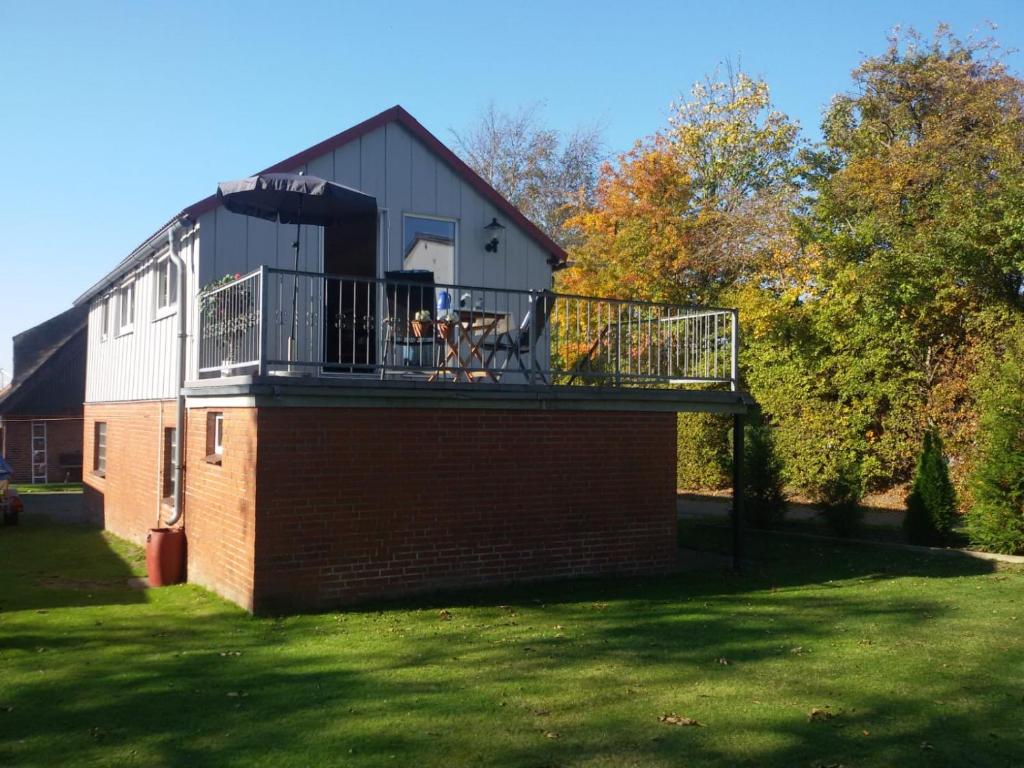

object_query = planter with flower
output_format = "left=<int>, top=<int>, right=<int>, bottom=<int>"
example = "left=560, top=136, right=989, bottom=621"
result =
left=410, top=309, right=433, bottom=339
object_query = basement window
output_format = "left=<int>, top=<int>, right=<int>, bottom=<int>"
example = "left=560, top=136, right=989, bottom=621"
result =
left=162, top=427, right=177, bottom=502
left=93, top=422, right=107, bottom=477
left=205, top=412, right=223, bottom=464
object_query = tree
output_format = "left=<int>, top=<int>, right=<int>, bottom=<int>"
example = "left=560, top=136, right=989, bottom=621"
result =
left=966, top=326, right=1024, bottom=554
left=904, top=429, right=958, bottom=545
left=563, top=68, right=804, bottom=306
left=451, top=102, right=603, bottom=249
left=742, top=409, right=787, bottom=528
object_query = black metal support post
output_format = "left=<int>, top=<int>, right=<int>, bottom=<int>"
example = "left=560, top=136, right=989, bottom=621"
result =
left=732, top=412, right=745, bottom=572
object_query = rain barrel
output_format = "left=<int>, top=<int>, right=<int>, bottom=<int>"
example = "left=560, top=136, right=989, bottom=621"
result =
left=146, top=528, right=186, bottom=587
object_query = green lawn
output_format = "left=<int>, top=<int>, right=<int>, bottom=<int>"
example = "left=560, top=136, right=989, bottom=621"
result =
left=1, top=523, right=1022, bottom=768
left=13, top=482, right=83, bottom=495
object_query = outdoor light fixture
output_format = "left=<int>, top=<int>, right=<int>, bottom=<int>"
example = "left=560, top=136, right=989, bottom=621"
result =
left=484, top=217, right=505, bottom=253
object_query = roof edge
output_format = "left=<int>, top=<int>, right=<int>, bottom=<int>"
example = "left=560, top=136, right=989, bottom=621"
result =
left=80, top=105, right=568, bottom=309
left=182, top=105, right=568, bottom=263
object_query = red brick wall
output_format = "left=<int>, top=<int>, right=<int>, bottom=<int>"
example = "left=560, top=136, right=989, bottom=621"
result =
left=252, top=407, right=678, bottom=612
left=184, top=408, right=258, bottom=611
left=83, top=402, right=176, bottom=542
left=0, top=416, right=83, bottom=484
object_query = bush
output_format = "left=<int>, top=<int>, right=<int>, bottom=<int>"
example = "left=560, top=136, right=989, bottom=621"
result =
left=819, top=460, right=863, bottom=538
left=677, top=413, right=730, bottom=490
left=904, top=429, right=958, bottom=545
left=965, top=330, right=1024, bottom=554
left=742, top=409, right=787, bottom=528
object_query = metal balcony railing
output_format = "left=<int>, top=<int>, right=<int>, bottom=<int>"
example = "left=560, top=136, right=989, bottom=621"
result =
left=197, top=267, right=739, bottom=390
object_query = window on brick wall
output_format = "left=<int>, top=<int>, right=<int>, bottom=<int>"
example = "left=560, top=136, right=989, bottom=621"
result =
left=205, top=412, right=223, bottom=463
left=93, top=422, right=107, bottom=476
left=162, top=427, right=177, bottom=501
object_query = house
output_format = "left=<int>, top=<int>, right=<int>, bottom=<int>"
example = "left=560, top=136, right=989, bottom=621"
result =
left=0, top=306, right=88, bottom=485
left=76, top=105, right=749, bottom=613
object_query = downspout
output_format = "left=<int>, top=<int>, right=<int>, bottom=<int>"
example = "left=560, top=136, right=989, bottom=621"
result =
left=164, top=219, right=188, bottom=526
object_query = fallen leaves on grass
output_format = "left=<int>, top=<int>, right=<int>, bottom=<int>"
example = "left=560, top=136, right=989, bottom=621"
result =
left=544, top=731, right=560, bottom=739
left=807, top=707, right=837, bottom=722
left=716, top=657, right=731, bottom=665
left=659, top=714, right=703, bottom=727
left=438, top=609, right=452, bottom=621
left=226, top=691, right=249, bottom=698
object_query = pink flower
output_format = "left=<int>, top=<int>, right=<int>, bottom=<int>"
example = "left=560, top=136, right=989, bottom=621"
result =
left=234, top=273, right=241, bottom=279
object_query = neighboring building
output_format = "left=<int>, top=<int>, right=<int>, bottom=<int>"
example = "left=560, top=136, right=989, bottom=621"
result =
left=75, top=105, right=749, bottom=613
left=0, top=306, right=88, bottom=484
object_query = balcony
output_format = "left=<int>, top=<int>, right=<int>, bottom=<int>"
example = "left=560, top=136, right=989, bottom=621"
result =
left=195, top=267, right=739, bottom=395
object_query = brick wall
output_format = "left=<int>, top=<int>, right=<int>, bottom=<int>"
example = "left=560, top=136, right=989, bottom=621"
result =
left=1, top=416, right=83, bottom=484
left=184, top=408, right=258, bottom=611
left=83, top=402, right=176, bottom=541
left=252, top=407, right=678, bottom=612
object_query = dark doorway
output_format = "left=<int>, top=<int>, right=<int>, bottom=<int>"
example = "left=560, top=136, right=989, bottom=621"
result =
left=323, top=212, right=378, bottom=371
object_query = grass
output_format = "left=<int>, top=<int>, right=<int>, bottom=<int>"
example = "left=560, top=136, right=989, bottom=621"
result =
left=1, top=523, right=1022, bottom=768
left=13, top=482, right=83, bottom=495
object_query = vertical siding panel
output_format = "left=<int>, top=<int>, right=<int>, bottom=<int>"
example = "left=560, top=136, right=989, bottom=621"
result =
left=409, top=138, right=436, bottom=214
left=334, top=143, right=360, bottom=188
left=385, top=124, right=412, bottom=273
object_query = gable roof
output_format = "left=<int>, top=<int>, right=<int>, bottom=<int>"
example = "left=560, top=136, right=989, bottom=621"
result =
left=0, top=306, right=88, bottom=416
left=75, top=106, right=567, bottom=307
left=184, top=105, right=567, bottom=262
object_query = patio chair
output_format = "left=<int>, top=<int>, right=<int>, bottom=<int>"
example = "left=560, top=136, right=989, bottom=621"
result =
left=481, top=290, right=555, bottom=383
left=380, top=269, right=436, bottom=378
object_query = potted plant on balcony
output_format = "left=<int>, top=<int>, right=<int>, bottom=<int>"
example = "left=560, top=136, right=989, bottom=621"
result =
left=411, top=309, right=433, bottom=339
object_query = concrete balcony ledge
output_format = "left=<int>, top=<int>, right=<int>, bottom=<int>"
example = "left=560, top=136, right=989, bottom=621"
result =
left=183, top=374, right=752, bottom=414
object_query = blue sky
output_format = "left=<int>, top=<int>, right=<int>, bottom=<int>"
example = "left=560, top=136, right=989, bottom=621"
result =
left=1, top=0, right=1022, bottom=378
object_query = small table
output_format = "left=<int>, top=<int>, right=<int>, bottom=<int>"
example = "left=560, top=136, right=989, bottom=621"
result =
left=429, top=310, right=507, bottom=383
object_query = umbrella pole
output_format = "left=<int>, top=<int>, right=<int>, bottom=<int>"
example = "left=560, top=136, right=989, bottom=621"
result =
left=288, top=218, right=301, bottom=370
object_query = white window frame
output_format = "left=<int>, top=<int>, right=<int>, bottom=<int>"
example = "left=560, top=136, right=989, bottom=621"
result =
left=94, top=422, right=107, bottom=476
left=100, top=297, right=111, bottom=342
left=213, top=413, right=224, bottom=455
left=154, top=256, right=178, bottom=319
left=116, top=280, right=135, bottom=336
left=401, top=212, right=459, bottom=285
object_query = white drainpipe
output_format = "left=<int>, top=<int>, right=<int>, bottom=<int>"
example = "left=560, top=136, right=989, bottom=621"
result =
left=163, top=219, right=188, bottom=526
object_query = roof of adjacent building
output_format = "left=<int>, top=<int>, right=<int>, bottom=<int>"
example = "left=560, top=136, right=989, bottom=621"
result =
left=75, top=106, right=567, bottom=306
left=0, top=306, right=88, bottom=416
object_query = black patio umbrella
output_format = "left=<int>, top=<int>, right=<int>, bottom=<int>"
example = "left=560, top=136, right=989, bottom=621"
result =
left=217, top=172, right=377, bottom=365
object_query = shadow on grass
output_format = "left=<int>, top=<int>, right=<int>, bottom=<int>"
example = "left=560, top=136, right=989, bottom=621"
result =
left=0, top=520, right=145, bottom=613
left=1, top=522, right=1020, bottom=767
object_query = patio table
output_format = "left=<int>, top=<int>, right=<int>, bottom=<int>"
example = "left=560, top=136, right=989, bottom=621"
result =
left=429, top=310, right=507, bottom=383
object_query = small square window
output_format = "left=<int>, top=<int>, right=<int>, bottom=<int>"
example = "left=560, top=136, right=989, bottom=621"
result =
left=205, top=412, right=224, bottom=463
left=93, top=422, right=107, bottom=476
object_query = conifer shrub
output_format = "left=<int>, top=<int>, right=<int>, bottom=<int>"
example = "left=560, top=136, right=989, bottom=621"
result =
left=904, top=429, right=958, bottom=545
left=742, top=409, right=787, bottom=528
